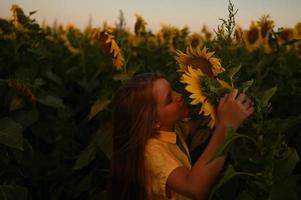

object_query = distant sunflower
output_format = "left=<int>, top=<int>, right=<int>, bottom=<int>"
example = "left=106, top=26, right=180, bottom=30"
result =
left=175, top=46, right=225, bottom=77
left=257, top=15, right=274, bottom=53
left=10, top=5, right=29, bottom=32
left=93, top=27, right=125, bottom=70
left=234, top=24, right=243, bottom=43
left=157, top=25, right=173, bottom=44
left=168, top=28, right=181, bottom=52
left=61, top=34, right=80, bottom=54
left=201, top=25, right=213, bottom=41
left=294, top=22, right=301, bottom=39
left=243, top=21, right=262, bottom=52
left=257, top=15, right=274, bottom=40
left=186, top=33, right=203, bottom=49
left=148, top=36, right=159, bottom=48
left=278, top=28, right=295, bottom=45
left=64, top=24, right=76, bottom=33
left=0, top=29, right=16, bottom=40
left=42, top=22, right=51, bottom=35
left=157, top=25, right=179, bottom=52
left=134, top=14, right=147, bottom=35
left=128, top=34, right=141, bottom=48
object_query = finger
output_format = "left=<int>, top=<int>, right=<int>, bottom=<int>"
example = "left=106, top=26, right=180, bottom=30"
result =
left=219, top=95, right=226, bottom=105
left=243, top=99, right=253, bottom=108
left=224, top=93, right=229, bottom=100
left=222, top=93, right=229, bottom=102
left=246, top=106, right=255, bottom=115
left=236, top=93, right=246, bottom=103
left=228, top=89, right=238, bottom=101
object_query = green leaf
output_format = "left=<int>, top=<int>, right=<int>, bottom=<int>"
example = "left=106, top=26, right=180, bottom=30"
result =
left=11, top=108, right=39, bottom=129
left=0, top=185, right=28, bottom=200
left=29, top=10, right=38, bottom=16
left=273, top=147, right=299, bottom=178
left=45, top=70, right=63, bottom=86
left=73, top=141, right=97, bottom=170
left=236, top=191, right=255, bottom=200
left=269, top=175, right=299, bottom=200
left=37, top=95, right=65, bottom=109
left=113, top=65, right=140, bottom=81
left=0, top=117, right=23, bottom=150
left=15, top=67, right=38, bottom=82
left=77, top=172, right=93, bottom=193
left=209, top=165, right=257, bottom=200
left=239, top=80, right=254, bottom=93
left=9, top=96, right=25, bottom=111
left=95, top=122, right=113, bottom=159
left=212, top=127, right=236, bottom=160
left=265, top=115, right=301, bottom=134
left=88, top=97, right=111, bottom=120
left=33, top=78, right=46, bottom=90
left=260, top=86, right=277, bottom=108
left=212, top=127, right=261, bottom=161
left=90, top=189, right=108, bottom=200
left=227, top=64, right=241, bottom=81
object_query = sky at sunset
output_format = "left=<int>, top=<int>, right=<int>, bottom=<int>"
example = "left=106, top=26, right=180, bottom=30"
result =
left=1, top=0, right=301, bottom=33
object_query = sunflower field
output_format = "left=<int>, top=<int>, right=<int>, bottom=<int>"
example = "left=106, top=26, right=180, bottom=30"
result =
left=1, top=2, right=301, bottom=200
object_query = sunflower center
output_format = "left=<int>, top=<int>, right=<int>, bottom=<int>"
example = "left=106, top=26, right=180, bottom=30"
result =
left=190, top=57, right=214, bottom=77
left=191, top=38, right=200, bottom=48
left=247, top=28, right=259, bottom=45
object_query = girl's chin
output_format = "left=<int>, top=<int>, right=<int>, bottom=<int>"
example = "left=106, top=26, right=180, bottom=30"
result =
left=181, top=107, right=189, bottom=119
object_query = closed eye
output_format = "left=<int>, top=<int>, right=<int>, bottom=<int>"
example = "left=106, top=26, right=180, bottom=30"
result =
left=165, top=91, right=172, bottom=105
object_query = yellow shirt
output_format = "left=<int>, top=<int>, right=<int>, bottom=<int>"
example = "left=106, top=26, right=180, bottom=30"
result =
left=144, top=122, right=192, bottom=200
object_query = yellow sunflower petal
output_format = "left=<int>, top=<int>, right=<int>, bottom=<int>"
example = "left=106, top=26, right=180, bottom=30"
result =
left=175, top=46, right=225, bottom=77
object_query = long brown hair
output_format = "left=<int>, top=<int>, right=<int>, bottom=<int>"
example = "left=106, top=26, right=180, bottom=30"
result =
left=109, top=73, right=165, bottom=200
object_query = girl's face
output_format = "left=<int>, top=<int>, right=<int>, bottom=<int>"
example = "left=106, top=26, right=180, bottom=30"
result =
left=152, top=78, right=189, bottom=131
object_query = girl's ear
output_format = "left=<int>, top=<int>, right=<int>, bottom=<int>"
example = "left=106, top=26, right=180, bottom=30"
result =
left=152, top=120, right=161, bottom=130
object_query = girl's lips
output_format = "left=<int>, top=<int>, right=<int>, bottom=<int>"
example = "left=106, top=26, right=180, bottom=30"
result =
left=181, top=100, right=187, bottom=108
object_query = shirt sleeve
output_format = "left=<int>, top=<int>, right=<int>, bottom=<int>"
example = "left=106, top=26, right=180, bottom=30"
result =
left=145, top=142, right=183, bottom=199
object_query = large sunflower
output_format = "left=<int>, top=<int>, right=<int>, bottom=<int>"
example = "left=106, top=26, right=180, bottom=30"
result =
left=176, top=46, right=232, bottom=128
left=181, top=66, right=215, bottom=127
left=181, top=66, right=231, bottom=128
left=175, top=46, right=225, bottom=77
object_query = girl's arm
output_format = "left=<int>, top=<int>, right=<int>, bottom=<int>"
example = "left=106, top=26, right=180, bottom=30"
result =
left=166, top=89, right=254, bottom=200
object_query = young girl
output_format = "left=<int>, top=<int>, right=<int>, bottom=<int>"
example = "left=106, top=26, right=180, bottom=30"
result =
left=109, top=73, right=254, bottom=200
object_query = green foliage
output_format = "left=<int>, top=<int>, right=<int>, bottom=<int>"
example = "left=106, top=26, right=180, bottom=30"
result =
left=0, top=3, right=301, bottom=200
left=201, top=2, right=301, bottom=199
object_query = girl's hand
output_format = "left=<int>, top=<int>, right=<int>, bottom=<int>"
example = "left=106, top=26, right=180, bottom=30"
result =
left=216, top=89, right=254, bottom=130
